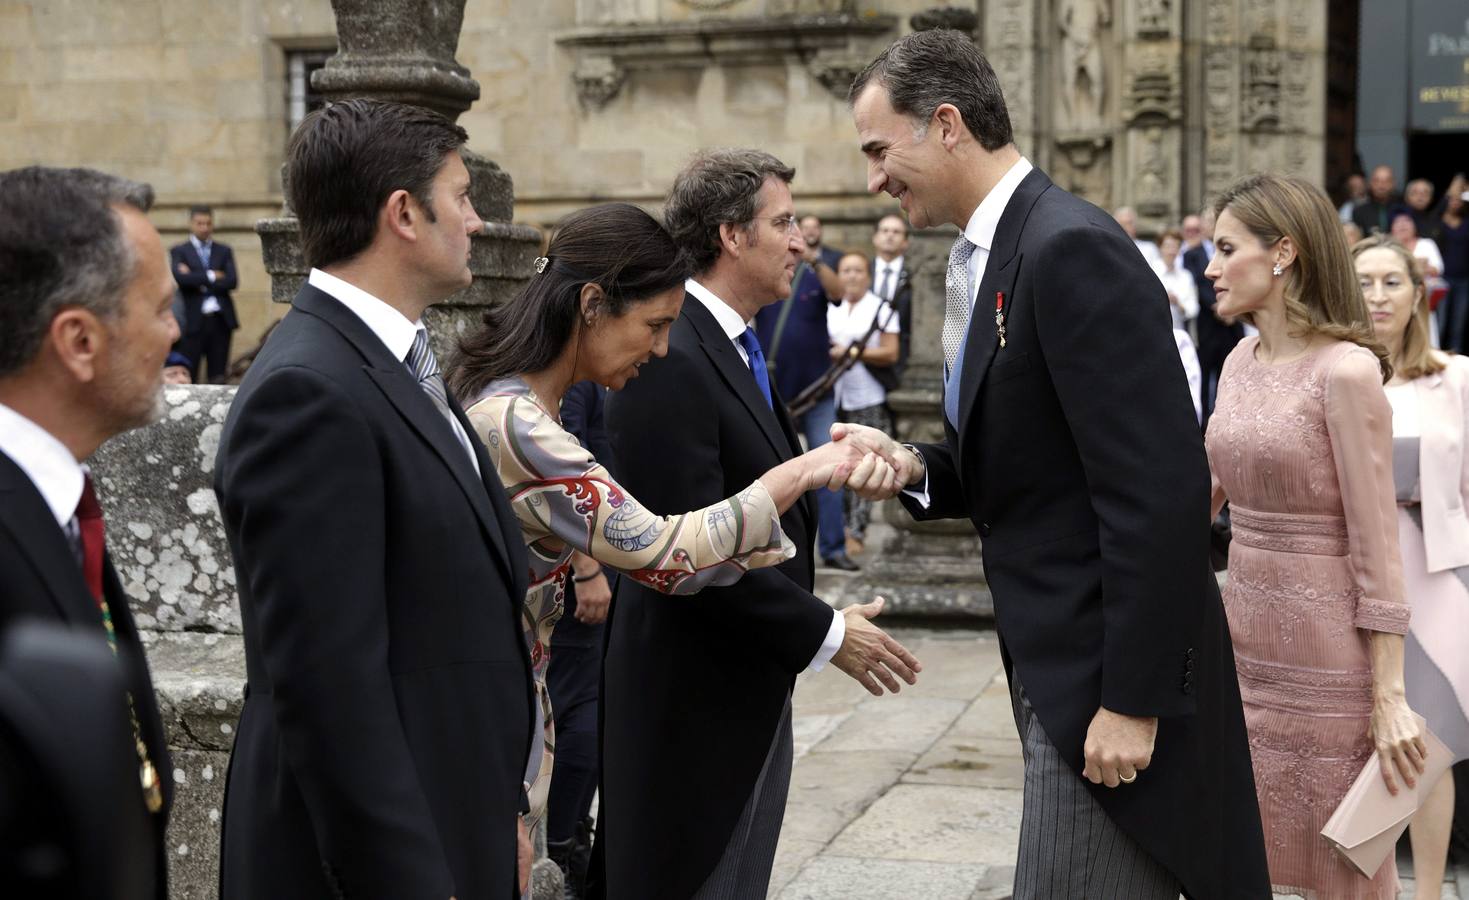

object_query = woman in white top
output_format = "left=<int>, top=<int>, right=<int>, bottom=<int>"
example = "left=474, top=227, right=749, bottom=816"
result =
left=1153, top=229, right=1199, bottom=331
left=1391, top=210, right=1444, bottom=277
left=827, top=251, right=901, bottom=553
left=1353, top=234, right=1469, bottom=900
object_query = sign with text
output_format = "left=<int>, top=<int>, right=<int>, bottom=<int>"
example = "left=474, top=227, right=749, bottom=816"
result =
left=1413, top=3, right=1469, bottom=132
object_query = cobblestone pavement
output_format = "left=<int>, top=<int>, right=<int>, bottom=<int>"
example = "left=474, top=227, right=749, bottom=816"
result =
left=771, top=625, right=1464, bottom=900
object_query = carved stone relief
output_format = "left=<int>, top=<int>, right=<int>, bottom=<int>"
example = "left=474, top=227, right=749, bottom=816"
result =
left=1052, top=136, right=1112, bottom=207
left=573, top=56, right=626, bottom=109
left=1056, top=0, right=1111, bottom=131
left=1128, top=124, right=1174, bottom=216
left=988, top=0, right=1038, bottom=145
left=1124, top=41, right=1179, bottom=124
left=1241, top=38, right=1281, bottom=130
left=1202, top=0, right=1241, bottom=200
left=1134, top=0, right=1173, bottom=39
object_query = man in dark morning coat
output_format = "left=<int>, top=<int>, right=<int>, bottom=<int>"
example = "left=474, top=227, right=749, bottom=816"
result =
left=169, top=204, right=239, bottom=383
left=214, top=99, right=534, bottom=900
left=0, top=165, right=180, bottom=900
left=838, top=31, right=1269, bottom=899
left=602, top=149, right=921, bottom=900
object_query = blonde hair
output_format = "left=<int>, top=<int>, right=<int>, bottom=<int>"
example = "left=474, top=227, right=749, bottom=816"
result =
left=1214, top=174, right=1391, bottom=381
left=1350, top=234, right=1447, bottom=380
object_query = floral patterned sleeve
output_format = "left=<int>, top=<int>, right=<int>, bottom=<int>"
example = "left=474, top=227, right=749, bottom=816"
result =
left=467, top=392, right=795, bottom=595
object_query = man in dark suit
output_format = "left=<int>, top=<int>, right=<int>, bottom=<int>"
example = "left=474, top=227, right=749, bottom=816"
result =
left=214, top=99, right=534, bottom=900
left=1352, top=164, right=1401, bottom=236
left=841, top=31, right=1268, bottom=898
left=1181, top=215, right=1242, bottom=420
left=870, top=213, right=912, bottom=383
left=170, top=205, right=239, bottom=384
left=0, top=165, right=180, bottom=900
left=602, top=149, right=920, bottom=900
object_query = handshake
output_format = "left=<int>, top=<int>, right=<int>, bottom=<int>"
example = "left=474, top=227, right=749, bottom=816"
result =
left=803, top=423, right=925, bottom=500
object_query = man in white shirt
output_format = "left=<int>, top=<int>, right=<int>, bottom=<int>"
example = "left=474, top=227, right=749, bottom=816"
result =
left=0, top=165, right=180, bottom=899
left=602, top=148, right=919, bottom=900
left=871, top=213, right=913, bottom=381
left=1113, top=205, right=1163, bottom=269
left=840, top=28, right=1268, bottom=900
left=213, top=99, right=535, bottom=900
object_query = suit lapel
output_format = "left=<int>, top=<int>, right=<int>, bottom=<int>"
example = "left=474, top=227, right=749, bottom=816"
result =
left=684, top=296, right=792, bottom=462
left=956, top=168, right=1053, bottom=448
left=293, top=285, right=517, bottom=586
left=0, top=451, right=99, bottom=626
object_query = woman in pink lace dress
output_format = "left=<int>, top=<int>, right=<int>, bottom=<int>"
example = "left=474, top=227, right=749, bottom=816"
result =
left=1204, top=174, right=1427, bottom=898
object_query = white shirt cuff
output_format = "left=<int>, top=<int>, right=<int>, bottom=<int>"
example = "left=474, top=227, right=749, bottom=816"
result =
left=205, top=269, right=217, bottom=283
left=901, top=468, right=931, bottom=509
left=807, top=608, right=845, bottom=672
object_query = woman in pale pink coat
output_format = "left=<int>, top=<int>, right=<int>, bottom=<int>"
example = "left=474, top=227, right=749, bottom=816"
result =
left=1354, top=233, right=1469, bottom=899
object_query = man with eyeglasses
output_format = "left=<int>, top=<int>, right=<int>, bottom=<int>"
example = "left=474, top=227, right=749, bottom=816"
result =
left=602, top=148, right=921, bottom=900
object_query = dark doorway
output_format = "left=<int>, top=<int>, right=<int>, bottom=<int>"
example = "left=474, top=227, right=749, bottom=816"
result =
left=1326, top=0, right=1362, bottom=202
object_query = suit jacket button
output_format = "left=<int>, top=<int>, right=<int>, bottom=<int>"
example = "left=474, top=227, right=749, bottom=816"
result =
left=1182, top=682, right=1194, bottom=695
left=1185, top=660, right=1195, bottom=673
left=1186, top=648, right=1196, bottom=660
left=979, top=522, right=992, bottom=537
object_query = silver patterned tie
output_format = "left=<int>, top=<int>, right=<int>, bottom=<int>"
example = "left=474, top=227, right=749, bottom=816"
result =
left=405, top=328, right=475, bottom=465
left=943, top=234, right=977, bottom=371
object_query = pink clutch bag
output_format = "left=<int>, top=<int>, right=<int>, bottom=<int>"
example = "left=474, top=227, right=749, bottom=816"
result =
left=1320, top=714, right=1453, bottom=877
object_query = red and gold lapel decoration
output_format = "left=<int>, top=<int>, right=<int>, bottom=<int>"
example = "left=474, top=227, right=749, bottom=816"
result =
left=995, top=291, right=1007, bottom=348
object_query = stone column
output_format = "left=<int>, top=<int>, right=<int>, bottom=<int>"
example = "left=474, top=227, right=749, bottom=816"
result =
left=257, top=0, right=542, bottom=361
left=827, top=9, right=990, bottom=621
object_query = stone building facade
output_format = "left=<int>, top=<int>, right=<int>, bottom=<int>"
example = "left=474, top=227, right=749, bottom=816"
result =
left=2, top=0, right=1354, bottom=351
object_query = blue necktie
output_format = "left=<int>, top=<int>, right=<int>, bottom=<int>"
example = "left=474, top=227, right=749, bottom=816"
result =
left=736, top=327, right=773, bottom=409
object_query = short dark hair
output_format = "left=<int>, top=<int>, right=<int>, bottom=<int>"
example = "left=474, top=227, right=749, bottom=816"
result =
left=874, top=213, right=909, bottom=237
left=188, top=205, right=213, bottom=219
left=0, top=166, right=154, bottom=378
left=664, top=149, right=796, bottom=274
left=448, top=203, right=693, bottom=402
left=848, top=29, right=1014, bottom=152
left=286, top=99, right=468, bottom=269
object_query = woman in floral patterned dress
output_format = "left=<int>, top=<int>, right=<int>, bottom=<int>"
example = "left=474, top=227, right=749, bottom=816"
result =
left=447, top=203, right=887, bottom=826
left=1204, top=174, right=1426, bottom=899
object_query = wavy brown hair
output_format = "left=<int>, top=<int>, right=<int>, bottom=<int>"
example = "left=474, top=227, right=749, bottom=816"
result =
left=1350, top=234, right=1447, bottom=381
left=1214, top=173, right=1391, bottom=381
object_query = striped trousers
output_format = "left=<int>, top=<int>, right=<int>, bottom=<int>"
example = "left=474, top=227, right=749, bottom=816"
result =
left=691, top=696, right=793, bottom=900
left=1009, top=674, right=1181, bottom=900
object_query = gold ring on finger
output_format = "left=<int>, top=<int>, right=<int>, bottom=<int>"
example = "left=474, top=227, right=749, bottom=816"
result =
left=1119, top=772, right=1137, bottom=784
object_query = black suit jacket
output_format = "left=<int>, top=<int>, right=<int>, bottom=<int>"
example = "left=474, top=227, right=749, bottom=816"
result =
left=0, top=451, right=173, bottom=900
left=214, top=284, right=534, bottom=900
left=899, top=169, right=1268, bottom=899
left=170, top=240, right=239, bottom=333
left=601, top=294, right=834, bottom=899
left=1183, top=243, right=1241, bottom=374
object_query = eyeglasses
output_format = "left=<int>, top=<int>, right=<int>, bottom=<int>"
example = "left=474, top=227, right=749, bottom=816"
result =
left=761, top=215, right=800, bottom=234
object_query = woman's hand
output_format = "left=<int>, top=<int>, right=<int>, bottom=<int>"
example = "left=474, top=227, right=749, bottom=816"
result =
left=1370, top=691, right=1427, bottom=795
left=573, top=571, right=611, bottom=625
left=830, top=342, right=849, bottom=363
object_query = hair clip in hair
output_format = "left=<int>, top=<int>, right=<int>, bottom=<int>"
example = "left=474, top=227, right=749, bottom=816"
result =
left=534, top=256, right=549, bottom=274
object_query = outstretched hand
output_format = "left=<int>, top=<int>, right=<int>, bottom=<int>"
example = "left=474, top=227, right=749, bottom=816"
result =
left=830, top=597, right=922, bottom=696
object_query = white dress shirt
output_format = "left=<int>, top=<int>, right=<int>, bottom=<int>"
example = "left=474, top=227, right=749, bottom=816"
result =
left=0, top=401, right=83, bottom=530
left=1174, top=328, right=1203, bottom=425
left=190, top=234, right=222, bottom=315
left=1153, top=261, right=1199, bottom=329
left=906, top=157, right=1034, bottom=508
left=1133, top=238, right=1163, bottom=270
left=828, top=291, right=900, bottom=411
left=873, top=255, right=905, bottom=301
left=307, top=268, right=480, bottom=475
left=684, top=278, right=845, bottom=671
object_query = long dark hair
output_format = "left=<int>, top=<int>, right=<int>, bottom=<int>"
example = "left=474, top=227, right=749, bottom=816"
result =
left=448, top=203, right=692, bottom=402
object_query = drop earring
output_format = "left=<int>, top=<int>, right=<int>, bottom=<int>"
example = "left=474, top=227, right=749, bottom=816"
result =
left=1272, top=263, right=1283, bottom=276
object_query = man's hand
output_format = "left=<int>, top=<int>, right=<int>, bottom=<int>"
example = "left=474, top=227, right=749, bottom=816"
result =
left=176, top=262, right=191, bottom=274
left=830, top=597, right=922, bottom=696
left=830, top=422, right=924, bottom=497
left=516, top=815, right=532, bottom=895
left=1082, top=706, right=1158, bottom=788
left=212, top=269, right=228, bottom=281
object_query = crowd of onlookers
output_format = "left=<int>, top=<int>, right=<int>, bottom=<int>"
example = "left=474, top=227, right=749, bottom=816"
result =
left=1112, top=164, right=1469, bottom=427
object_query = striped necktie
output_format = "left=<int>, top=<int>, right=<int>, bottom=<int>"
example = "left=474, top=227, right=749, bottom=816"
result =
left=405, top=328, right=475, bottom=464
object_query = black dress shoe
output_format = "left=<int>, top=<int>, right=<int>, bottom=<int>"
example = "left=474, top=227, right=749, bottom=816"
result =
left=822, top=552, right=861, bottom=571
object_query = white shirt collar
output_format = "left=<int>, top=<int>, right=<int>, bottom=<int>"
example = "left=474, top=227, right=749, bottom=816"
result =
left=0, top=401, right=83, bottom=528
left=684, top=278, right=750, bottom=342
left=309, top=268, right=423, bottom=364
left=189, top=234, right=211, bottom=251
left=877, top=255, right=905, bottom=274
left=962, top=157, right=1034, bottom=253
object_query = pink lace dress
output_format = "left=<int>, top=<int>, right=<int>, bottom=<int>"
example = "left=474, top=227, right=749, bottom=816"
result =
left=1206, top=337, right=1409, bottom=899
